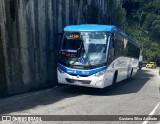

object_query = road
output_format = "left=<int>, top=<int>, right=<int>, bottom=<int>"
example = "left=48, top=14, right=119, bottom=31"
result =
left=0, top=68, right=160, bottom=124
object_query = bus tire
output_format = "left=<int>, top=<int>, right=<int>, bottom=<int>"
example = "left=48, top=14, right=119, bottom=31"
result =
left=111, top=71, right=118, bottom=88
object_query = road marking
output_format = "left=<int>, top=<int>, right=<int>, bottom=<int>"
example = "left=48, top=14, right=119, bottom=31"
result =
left=156, top=70, right=160, bottom=93
left=142, top=102, right=160, bottom=124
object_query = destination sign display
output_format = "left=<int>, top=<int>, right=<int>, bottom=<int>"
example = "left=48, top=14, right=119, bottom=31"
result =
left=66, top=33, right=81, bottom=39
left=69, top=34, right=80, bottom=39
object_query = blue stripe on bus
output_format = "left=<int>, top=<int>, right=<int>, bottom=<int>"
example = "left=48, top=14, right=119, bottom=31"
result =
left=57, top=63, right=107, bottom=76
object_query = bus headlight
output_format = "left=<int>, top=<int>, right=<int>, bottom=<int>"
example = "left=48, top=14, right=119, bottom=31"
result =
left=94, top=70, right=106, bottom=77
left=57, top=67, right=65, bottom=73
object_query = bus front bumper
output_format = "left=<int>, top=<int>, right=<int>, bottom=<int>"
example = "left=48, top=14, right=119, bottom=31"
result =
left=57, top=70, right=105, bottom=88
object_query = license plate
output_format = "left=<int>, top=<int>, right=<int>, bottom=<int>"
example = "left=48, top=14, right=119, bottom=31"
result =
left=74, top=81, right=81, bottom=84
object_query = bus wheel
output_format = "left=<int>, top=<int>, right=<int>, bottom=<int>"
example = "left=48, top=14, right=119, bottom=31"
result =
left=111, top=71, right=118, bottom=88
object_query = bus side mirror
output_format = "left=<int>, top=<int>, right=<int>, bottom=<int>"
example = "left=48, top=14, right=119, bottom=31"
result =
left=110, top=48, right=115, bottom=57
left=112, top=39, right=115, bottom=48
left=111, top=33, right=115, bottom=48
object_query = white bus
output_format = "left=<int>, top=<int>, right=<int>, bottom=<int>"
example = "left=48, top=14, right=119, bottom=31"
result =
left=57, top=25, right=140, bottom=88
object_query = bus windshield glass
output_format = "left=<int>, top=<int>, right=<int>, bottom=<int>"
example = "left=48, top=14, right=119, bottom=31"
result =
left=59, top=32, right=109, bottom=66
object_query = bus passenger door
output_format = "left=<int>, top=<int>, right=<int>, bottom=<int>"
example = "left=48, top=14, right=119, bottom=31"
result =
left=106, top=35, right=116, bottom=86
left=108, top=34, right=115, bottom=68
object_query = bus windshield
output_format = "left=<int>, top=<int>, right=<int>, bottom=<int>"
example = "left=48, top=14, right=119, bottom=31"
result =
left=59, top=32, right=109, bottom=67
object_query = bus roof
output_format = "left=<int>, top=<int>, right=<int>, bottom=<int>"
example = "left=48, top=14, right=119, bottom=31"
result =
left=64, top=24, right=116, bottom=32
left=64, top=24, right=140, bottom=47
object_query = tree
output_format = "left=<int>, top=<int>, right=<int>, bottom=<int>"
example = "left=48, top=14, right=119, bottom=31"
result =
left=123, top=0, right=160, bottom=65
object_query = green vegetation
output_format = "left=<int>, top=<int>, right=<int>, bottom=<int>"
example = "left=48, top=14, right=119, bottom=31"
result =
left=123, top=0, right=160, bottom=65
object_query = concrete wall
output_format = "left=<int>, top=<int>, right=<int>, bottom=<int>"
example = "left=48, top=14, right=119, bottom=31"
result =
left=0, top=0, right=125, bottom=94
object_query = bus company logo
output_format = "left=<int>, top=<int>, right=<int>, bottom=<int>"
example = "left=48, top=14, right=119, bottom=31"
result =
left=74, top=71, right=76, bottom=74
left=82, top=71, right=89, bottom=75
left=67, top=70, right=73, bottom=73
left=2, top=116, right=12, bottom=121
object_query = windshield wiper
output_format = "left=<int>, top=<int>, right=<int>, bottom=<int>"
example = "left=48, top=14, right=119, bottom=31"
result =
left=87, top=59, right=92, bottom=69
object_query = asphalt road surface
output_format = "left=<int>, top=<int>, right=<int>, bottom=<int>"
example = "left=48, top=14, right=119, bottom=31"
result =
left=0, top=68, right=160, bottom=124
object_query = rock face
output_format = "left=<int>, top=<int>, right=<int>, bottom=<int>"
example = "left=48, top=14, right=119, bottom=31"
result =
left=0, top=0, right=125, bottom=94
left=0, top=25, right=7, bottom=96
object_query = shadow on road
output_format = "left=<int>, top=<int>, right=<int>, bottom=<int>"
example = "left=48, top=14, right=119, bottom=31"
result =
left=137, top=69, right=155, bottom=78
left=0, top=69, right=155, bottom=115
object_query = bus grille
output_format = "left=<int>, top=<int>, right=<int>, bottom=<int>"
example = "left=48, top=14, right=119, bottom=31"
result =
left=65, top=78, right=91, bottom=84
left=68, top=74, right=89, bottom=77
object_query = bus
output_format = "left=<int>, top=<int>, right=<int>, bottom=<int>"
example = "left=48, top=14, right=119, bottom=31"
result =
left=57, top=24, right=140, bottom=88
